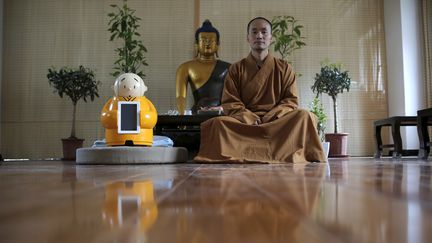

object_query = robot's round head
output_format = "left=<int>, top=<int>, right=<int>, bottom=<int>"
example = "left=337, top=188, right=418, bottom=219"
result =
left=114, top=73, right=148, bottom=97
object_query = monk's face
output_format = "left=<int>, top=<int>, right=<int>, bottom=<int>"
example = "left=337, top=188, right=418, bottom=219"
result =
left=198, top=32, right=218, bottom=56
left=247, top=19, right=272, bottom=51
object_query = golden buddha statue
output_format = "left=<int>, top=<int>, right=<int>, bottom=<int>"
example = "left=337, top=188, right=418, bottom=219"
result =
left=176, top=20, right=230, bottom=115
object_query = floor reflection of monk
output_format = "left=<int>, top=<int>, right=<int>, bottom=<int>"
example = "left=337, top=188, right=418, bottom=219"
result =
left=176, top=20, right=230, bottom=115
left=216, top=164, right=326, bottom=243
left=152, top=164, right=325, bottom=243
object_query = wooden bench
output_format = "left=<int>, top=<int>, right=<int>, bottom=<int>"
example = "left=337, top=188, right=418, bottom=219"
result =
left=374, top=116, right=418, bottom=158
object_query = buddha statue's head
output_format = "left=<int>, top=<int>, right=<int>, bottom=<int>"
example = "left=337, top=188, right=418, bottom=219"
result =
left=114, top=73, right=148, bottom=98
left=195, top=20, right=220, bottom=58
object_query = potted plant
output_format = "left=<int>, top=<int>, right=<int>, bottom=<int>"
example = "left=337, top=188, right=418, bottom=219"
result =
left=311, top=61, right=351, bottom=157
left=47, top=65, right=100, bottom=160
left=108, top=0, right=148, bottom=78
left=271, top=15, right=306, bottom=63
left=309, top=96, right=330, bottom=157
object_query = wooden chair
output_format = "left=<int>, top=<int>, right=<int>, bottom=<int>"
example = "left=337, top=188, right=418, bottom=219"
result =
left=374, top=109, right=432, bottom=159
left=417, top=108, right=432, bottom=159
left=374, top=116, right=418, bottom=158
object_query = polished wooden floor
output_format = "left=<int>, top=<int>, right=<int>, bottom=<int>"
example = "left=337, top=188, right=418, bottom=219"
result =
left=1, top=157, right=432, bottom=243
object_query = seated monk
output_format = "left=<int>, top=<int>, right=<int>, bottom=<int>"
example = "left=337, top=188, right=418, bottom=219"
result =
left=194, top=17, right=326, bottom=163
left=101, top=73, right=157, bottom=146
left=176, top=20, right=230, bottom=115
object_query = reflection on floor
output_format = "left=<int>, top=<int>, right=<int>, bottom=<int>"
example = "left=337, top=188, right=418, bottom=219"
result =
left=0, top=157, right=431, bottom=243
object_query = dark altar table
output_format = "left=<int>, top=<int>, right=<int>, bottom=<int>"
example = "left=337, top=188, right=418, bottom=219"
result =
left=154, top=114, right=222, bottom=152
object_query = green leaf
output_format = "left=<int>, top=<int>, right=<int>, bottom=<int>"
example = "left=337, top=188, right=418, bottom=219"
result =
left=295, top=41, right=305, bottom=46
left=279, top=21, right=287, bottom=30
left=274, top=42, right=281, bottom=52
left=109, top=33, right=117, bottom=41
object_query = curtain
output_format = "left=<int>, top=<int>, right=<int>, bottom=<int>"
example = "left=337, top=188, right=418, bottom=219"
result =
left=1, top=0, right=195, bottom=158
left=1, top=0, right=387, bottom=158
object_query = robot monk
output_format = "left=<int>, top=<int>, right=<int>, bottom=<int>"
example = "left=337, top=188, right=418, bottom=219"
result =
left=176, top=20, right=230, bottom=115
left=101, top=73, right=157, bottom=146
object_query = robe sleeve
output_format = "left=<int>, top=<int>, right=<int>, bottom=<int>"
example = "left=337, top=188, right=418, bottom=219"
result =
left=100, top=98, right=117, bottom=129
left=140, top=97, right=158, bottom=129
left=221, top=66, right=260, bottom=125
left=261, top=63, right=298, bottom=123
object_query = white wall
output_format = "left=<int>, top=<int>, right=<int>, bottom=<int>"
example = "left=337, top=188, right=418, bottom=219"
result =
left=384, top=0, right=425, bottom=149
left=0, top=0, right=3, bottom=158
left=401, top=0, right=425, bottom=114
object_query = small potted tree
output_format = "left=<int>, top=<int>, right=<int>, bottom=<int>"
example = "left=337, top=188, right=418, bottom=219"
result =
left=311, top=61, right=351, bottom=157
left=309, top=96, right=329, bottom=157
left=47, top=65, right=100, bottom=160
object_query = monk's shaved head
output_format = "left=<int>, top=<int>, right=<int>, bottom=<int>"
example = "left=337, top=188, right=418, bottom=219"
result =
left=247, top=17, right=272, bottom=34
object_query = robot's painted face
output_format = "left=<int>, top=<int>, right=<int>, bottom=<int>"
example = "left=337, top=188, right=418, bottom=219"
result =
left=114, top=73, right=148, bottom=97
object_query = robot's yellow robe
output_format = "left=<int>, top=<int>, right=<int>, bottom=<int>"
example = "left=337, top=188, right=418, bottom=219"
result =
left=101, top=96, right=157, bottom=146
left=102, top=181, right=157, bottom=232
left=194, top=53, right=326, bottom=163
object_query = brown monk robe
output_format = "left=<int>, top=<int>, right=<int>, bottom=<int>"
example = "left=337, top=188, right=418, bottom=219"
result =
left=194, top=52, right=326, bottom=163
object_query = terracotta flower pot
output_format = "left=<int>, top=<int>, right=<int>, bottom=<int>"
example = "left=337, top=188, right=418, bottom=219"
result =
left=325, top=133, right=349, bottom=157
left=61, top=138, right=84, bottom=160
